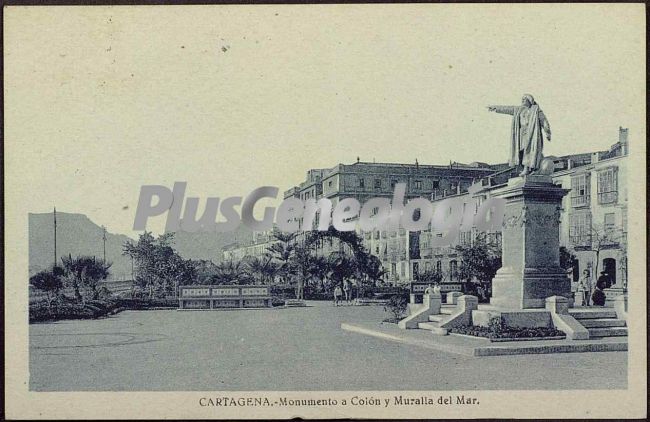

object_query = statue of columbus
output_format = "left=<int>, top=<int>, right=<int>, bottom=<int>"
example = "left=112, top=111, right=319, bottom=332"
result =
left=488, top=94, right=551, bottom=176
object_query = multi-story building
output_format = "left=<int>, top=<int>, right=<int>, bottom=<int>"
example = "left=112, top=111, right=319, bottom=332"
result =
left=553, top=127, right=629, bottom=288
left=224, top=159, right=501, bottom=262
left=287, top=159, right=502, bottom=271
left=284, top=159, right=502, bottom=207
left=223, top=128, right=629, bottom=293
left=222, top=229, right=278, bottom=262
left=362, top=128, right=629, bottom=289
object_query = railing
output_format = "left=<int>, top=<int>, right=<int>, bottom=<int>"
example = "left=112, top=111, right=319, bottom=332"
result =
left=571, top=195, right=590, bottom=207
left=597, top=191, right=618, bottom=204
left=569, top=234, right=592, bottom=247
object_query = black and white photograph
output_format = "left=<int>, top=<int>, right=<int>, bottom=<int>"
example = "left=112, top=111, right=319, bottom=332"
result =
left=4, top=3, right=646, bottom=419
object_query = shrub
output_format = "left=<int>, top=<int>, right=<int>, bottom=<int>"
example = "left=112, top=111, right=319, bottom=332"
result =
left=271, top=297, right=286, bottom=307
left=383, top=294, right=408, bottom=321
left=449, top=322, right=565, bottom=340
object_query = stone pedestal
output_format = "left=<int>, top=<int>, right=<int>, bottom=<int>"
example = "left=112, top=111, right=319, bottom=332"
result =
left=604, top=287, right=626, bottom=307
left=446, top=291, right=463, bottom=305
left=424, top=292, right=441, bottom=315
left=490, top=175, right=572, bottom=309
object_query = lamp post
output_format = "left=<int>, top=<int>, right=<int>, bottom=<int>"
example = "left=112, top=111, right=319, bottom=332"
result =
left=102, top=226, right=107, bottom=262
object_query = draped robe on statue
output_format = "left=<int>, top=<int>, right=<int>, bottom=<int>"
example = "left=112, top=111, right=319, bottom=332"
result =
left=491, top=105, right=551, bottom=170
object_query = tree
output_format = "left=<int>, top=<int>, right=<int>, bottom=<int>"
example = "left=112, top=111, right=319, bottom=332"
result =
left=327, top=252, right=357, bottom=287
left=212, top=260, right=251, bottom=285
left=288, top=244, right=327, bottom=300
left=455, top=233, right=502, bottom=298
left=347, top=253, right=386, bottom=299
left=618, top=240, right=628, bottom=289
left=417, top=268, right=445, bottom=285
left=559, top=246, right=578, bottom=281
left=559, top=246, right=577, bottom=271
left=588, top=223, right=624, bottom=281
left=305, top=227, right=381, bottom=293
left=266, top=232, right=297, bottom=285
left=244, top=255, right=279, bottom=285
left=30, top=266, right=64, bottom=310
left=61, top=255, right=112, bottom=301
left=123, top=232, right=194, bottom=298
left=193, top=259, right=219, bottom=285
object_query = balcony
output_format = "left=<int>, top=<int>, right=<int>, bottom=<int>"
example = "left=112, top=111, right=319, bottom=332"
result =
left=571, top=195, right=590, bottom=208
left=598, top=191, right=618, bottom=205
left=569, top=234, right=592, bottom=247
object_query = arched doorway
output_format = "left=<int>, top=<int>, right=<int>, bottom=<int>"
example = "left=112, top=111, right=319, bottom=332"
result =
left=602, top=258, right=616, bottom=286
left=572, top=260, right=580, bottom=282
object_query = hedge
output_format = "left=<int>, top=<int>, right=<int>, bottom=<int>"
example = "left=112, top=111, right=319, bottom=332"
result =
left=29, top=297, right=179, bottom=323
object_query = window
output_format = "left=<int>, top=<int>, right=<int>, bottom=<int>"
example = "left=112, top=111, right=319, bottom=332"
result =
left=390, top=179, right=398, bottom=188
left=328, top=180, right=333, bottom=187
left=459, top=231, right=472, bottom=246
left=569, top=212, right=592, bottom=246
left=374, top=178, right=382, bottom=189
left=432, top=180, right=439, bottom=189
left=604, top=213, right=616, bottom=239
left=359, top=178, right=365, bottom=189
left=449, top=260, right=458, bottom=281
left=570, top=173, right=590, bottom=207
left=414, top=180, right=422, bottom=190
left=436, top=260, right=442, bottom=273
left=597, top=167, right=618, bottom=204
left=401, top=262, right=406, bottom=277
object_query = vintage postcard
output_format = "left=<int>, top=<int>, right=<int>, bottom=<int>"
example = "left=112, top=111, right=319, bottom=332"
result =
left=4, top=3, right=647, bottom=419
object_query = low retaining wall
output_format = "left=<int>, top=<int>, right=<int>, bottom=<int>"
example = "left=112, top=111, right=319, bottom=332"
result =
left=179, top=285, right=272, bottom=310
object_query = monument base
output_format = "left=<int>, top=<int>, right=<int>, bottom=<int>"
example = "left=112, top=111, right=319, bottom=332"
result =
left=491, top=266, right=573, bottom=309
left=489, top=173, right=571, bottom=310
left=472, top=307, right=553, bottom=328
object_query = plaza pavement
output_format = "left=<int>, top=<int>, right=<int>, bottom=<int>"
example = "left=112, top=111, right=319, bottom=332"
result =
left=29, top=301, right=627, bottom=391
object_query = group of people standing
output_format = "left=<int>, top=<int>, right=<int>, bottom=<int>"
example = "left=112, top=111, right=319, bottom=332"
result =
left=574, top=269, right=612, bottom=307
left=333, top=279, right=354, bottom=306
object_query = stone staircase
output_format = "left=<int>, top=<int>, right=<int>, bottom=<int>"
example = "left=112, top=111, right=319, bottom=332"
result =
left=569, top=308, right=628, bottom=338
left=416, top=304, right=456, bottom=335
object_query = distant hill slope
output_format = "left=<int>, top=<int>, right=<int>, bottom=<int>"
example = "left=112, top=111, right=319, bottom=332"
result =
left=29, top=212, right=135, bottom=279
left=166, top=225, right=254, bottom=263
left=29, top=212, right=255, bottom=278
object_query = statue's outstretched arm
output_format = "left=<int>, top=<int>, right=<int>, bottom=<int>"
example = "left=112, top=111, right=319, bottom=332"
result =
left=540, top=111, right=551, bottom=141
left=487, top=105, right=517, bottom=115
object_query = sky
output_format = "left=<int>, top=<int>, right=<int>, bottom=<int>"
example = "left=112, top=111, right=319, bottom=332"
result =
left=5, top=4, right=645, bottom=237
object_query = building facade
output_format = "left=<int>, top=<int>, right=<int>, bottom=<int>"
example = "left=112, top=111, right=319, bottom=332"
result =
left=553, top=127, right=629, bottom=288
left=223, top=129, right=629, bottom=294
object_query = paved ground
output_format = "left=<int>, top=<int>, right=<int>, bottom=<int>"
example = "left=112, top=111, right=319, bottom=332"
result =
left=29, top=302, right=627, bottom=391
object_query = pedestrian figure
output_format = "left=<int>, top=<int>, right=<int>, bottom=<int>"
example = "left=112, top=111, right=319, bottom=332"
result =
left=333, top=285, right=342, bottom=307
left=342, top=279, right=351, bottom=304
left=577, top=269, right=591, bottom=307
left=433, top=282, right=442, bottom=296
left=596, top=271, right=610, bottom=290
left=592, top=285, right=606, bottom=306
